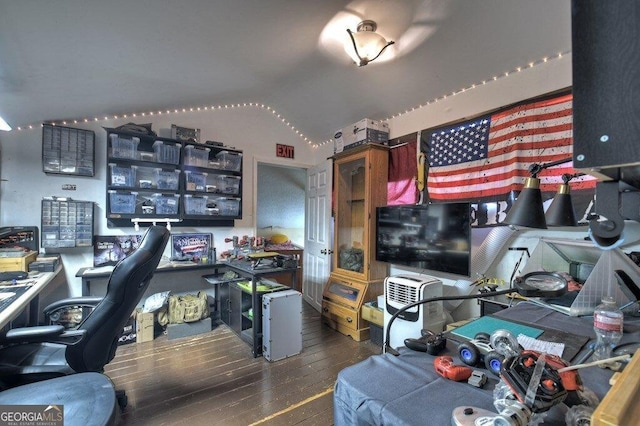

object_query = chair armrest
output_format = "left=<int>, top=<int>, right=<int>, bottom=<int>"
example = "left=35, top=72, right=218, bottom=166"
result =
left=3, top=325, right=65, bottom=343
left=2, top=326, right=86, bottom=346
left=43, top=297, right=104, bottom=314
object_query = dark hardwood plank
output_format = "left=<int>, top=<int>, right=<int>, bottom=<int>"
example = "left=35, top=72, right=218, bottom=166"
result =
left=106, top=301, right=380, bottom=425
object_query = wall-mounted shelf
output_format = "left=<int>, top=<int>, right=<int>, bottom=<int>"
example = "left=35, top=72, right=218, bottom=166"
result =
left=104, top=128, right=242, bottom=228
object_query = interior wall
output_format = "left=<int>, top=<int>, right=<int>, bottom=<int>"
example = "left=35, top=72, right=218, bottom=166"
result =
left=0, top=108, right=316, bottom=296
left=0, top=54, right=571, bottom=299
left=256, top=163, right=306, bottom=247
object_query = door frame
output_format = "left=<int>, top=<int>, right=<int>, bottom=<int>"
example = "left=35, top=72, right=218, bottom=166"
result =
left=252, top=156, right=312, bottom=237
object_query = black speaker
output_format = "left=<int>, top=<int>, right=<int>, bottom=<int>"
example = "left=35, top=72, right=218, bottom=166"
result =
left=571, top=1, right=640, bottom=180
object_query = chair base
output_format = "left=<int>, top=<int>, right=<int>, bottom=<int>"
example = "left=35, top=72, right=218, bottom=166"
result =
left=0, top=372, right=117, bottom=426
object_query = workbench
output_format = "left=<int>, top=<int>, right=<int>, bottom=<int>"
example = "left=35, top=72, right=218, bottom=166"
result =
left=334, top=302, right=640, bottom=425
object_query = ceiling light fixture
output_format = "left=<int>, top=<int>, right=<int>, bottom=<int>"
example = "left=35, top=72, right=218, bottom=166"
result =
left=346, top=20, right=394, bottom=67
left=0, top=116, right=12, bottom=131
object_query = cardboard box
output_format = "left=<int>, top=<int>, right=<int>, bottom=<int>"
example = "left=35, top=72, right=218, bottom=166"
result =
left=0, top=251, right=38, bottom=272
left=334, top=118, right=389, bottom=153
left=361, top=301, right=384, bottom=327
left=136, top=310, right=155, bottom=343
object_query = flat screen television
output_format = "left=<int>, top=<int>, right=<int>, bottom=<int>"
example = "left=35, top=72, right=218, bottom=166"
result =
left=375, top=202, right=472, bottom=277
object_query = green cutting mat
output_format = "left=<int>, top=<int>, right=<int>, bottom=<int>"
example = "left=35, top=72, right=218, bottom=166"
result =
left=451, top=316, right=543, bottom=340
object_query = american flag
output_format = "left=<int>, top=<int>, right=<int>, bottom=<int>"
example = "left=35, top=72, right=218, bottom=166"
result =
left=426, top=93, right=596, bottom=201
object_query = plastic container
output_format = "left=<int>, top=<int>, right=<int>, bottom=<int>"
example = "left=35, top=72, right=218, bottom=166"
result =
left=216, top=175, right=241, bottom=195
left=185, top=171, right=208, bottom=191
left=156, top=169, right=180, bottom=190
left=153, top=141, right=181, bottom=165
left=109, top=134, right=139, bottom=159
left=154, top=194, right=180, bottom=215
left=184, top=195, right=207, bottom=215
left=109, top=164, right=137, bottom=187
left=593, top=296, right=624, bottom=362
left=216, top=151, right=242, bottom=172
left=108, top=191, right=137, bottom=214
left=184, top=145, right=211, bottom=167
left=207, top=196, right=240, bottom=216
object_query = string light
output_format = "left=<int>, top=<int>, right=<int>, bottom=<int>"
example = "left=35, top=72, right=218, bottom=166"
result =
left=316, top=49, right=572, bottom=146
left=12, top=50, right=570, bottom=149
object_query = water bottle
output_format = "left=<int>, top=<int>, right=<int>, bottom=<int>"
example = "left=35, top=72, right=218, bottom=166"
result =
left=592, top=296, right=623, bottom=362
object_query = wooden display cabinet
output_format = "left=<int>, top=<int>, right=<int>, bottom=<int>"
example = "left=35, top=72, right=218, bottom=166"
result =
left=321, top=144, right=389, bottom=341
left=321, top=274, right=383, bottom=341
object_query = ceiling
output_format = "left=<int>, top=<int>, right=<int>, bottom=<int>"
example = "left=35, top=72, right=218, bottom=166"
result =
left=0, top=0, right=572, bottom=144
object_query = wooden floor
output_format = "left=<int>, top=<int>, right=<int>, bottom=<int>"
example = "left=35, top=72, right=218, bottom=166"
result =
left=105, top=302, right=380, bottom=426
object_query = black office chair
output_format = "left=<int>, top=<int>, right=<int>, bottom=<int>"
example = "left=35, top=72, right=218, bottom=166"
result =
left=0, top=225, right=170, bottom=401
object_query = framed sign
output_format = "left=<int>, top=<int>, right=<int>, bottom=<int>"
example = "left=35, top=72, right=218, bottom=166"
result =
left=276, top=143, right=294, bottom=159
left=171, top=125, right=201, bottom=143
left=171, top=233, right=212, bottom=261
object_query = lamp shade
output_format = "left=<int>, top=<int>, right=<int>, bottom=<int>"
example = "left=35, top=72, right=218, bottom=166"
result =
left=545, top=183, right=578, bottom=226
left=345, top=20, right=394, bottom=66
left=504, top=177, right=547, bottom=229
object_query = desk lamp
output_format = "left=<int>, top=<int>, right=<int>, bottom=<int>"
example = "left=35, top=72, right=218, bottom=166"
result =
left=383, top=273, right=568, bottom=355
left=545, top=173, right=586, bottom=227
left=504, top=157, right=574, bottom=229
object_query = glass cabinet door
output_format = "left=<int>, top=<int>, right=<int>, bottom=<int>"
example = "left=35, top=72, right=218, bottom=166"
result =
left=335, top=156, right=367, bottom=277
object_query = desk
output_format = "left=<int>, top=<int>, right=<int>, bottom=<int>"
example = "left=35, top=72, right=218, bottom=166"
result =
left=76, top=261, right=226, bottom=296
left=0, top=265, right=64, bottom=329
left=77, top=259, right=298, bottom=358
left=334, top=303, right=640, bottom=425
left=264, top=244, right=303, bottom=292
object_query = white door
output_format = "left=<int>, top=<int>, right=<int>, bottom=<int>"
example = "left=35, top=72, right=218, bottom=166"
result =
left=303, top=159, right=332, bottom=311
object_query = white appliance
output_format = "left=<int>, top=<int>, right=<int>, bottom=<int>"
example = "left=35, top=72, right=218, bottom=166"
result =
left=383, top=274, right=445, bottom=349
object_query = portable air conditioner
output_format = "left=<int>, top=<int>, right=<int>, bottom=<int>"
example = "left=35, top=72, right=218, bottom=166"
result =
left=383, top=274, right=445, bottom=349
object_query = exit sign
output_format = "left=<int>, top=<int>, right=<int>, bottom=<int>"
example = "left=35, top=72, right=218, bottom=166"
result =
left=276, top=144, right=294, bottom=159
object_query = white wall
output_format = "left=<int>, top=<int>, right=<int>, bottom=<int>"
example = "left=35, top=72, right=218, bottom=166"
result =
left=372, top=55, right=574, bottom=320
left=0, top=55, right=571, bottom=299
left=0, top=108, right=317, bottom=296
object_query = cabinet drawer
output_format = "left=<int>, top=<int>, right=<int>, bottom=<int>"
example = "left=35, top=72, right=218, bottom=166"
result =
left=321, top=300, right=360, bottom=331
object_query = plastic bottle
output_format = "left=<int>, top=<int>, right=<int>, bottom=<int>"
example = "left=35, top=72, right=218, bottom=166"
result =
left=592, top=296, right=623, bottom=362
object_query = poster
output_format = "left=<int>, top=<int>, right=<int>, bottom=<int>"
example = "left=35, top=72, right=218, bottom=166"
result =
left=94, top=235, right=143, bottom=266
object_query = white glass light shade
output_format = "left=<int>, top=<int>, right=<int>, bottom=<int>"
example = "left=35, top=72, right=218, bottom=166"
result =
left=345, top=20, right=394, bottom=66
left=345, top=31, right=388, bottom=64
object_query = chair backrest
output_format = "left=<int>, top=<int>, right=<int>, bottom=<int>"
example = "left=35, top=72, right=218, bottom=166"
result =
left=66, top=225, right=170, bottom=372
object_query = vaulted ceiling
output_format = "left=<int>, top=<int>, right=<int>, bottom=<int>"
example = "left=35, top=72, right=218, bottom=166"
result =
left=0, top=0, right=571, bottom=144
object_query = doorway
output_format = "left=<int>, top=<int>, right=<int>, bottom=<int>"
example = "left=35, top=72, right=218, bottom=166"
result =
left=255, top=162, right=306, bottom=246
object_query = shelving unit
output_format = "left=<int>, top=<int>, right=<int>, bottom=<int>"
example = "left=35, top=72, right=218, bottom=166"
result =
left=104, top=128, right=243, bottom=228
left=42, top=124, right=95, bottom=177
left=321, top=144, right=388, bottom=341
left=221, top=259, right=298, bottom=357
left=41, top=197, right=94, bottom=250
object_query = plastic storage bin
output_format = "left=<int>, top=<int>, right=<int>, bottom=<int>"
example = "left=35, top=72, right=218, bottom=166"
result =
left=109, top=135, right=139, bottom=159
left=184, top=145, right=210, bottom=167
left=216, top=151, right=242, bottom=172
left=108, top=191, right=137, bottom=214
left=207, top=196, right=240, bottom=216
left=185, top=171, right=208, bottom=191
left=184, top=195, right=207, bottom=215
left=215, top=175, right=241, bottom=195
left=156, top=169, right=180, bottom=190
left=153, top=141, right=181, bottom=165
left=154, top=194, right=180, bottom=215
left=109, top=164, right=137, bottom=187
